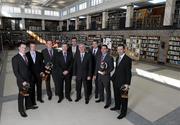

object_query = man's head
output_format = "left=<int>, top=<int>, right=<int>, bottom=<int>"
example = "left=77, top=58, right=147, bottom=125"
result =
left=29, top=41, right=36, bottom=51
left=62, top=43, right=68, bottom=52
left=46, top=40, right=53, bottom=49
left=101, top=45, right=108, bottom=55
left=71, top=37, right=77, bottom=47
left=92, top=41, right=98, bottom=49
left=117, top=44, right=125, bottom=56
left=79, top=43, right=85, bottom=53
left=18, top=42, right=27, bottom=55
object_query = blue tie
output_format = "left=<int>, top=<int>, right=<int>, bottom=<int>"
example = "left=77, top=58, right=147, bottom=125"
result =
left=64, top=53, right=67, bottom=63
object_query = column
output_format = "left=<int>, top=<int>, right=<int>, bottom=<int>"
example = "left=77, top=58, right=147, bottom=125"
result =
left=125, top=4, right=134, bottom=28
left=42, top=20, right=45, bottom=30
left=75, top=17, right=79, bottom=30
left=102, top=11, right=108, bottom=29
left=163, top=0, right=176, bottom=26
left=0, top=18, right=2, bottom=29
left=67, top=19, right=70, bottom=31
left=86, top=15, right=91, bottom=30
left=20, top=18, right=25, bottom=30
left=58, top=21, right=63, bottom=31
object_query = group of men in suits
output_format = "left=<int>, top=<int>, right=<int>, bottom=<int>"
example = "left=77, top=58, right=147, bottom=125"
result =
left=12, top=37, right=132, bottom=119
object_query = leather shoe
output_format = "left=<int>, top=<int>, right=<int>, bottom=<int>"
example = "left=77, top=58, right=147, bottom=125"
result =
left=117, top=114, right=126, bottom=119
left=58, top=97, right=64, bottom=103
left=104, top=105, right=110, bottom=109
left=66, top=97, right=72, bottom=102
left=20, top=112, right=27, bottom=118
left=37, top=99, right=44, bottom=103
left=110, top=107, right=120, bottom=111
left=26, top=106, right=38, bottom=110
left=85, top=100, right=89, bottom=104
left=48, top=96, right=52, bottom=100
left=75, top=98, right=81, bottom=102
left=95, top=99, right=102, bottom=103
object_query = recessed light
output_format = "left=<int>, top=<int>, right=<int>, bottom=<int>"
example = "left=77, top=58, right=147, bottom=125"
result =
left=148, top=0, right=166, bottom=4
left=58, top=1, right=66, bottom=4
left=120, top=5, right=139, bottom=9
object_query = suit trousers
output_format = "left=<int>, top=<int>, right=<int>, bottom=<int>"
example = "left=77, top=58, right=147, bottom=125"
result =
left=98, top=75, right=111, bottom=106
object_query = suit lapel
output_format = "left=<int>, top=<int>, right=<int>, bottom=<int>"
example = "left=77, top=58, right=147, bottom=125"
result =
left=18, top=54, right=28, bottom=66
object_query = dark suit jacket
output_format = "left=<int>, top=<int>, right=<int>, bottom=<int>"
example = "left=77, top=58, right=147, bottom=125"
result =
left=68, top=45, right=80, bottom=58
left=55, top=51, right=73, bottom=77
left=95, top=53, right=114, bottom=76
left=89, top=47, right=101, bottom=75
left=111, top=54, right=132, bottom=88
left=26, top=51, right=44, bottom=80
left=41, top=48, right=58, bottom=72
left=73, top=52, right=92, bottom=80
left=12, top=54, right=32, bottom=89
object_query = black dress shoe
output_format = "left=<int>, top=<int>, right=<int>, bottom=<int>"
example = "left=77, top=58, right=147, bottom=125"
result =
left=75, top=98, right=81, bottom=102
left=110, top=107, right=120, bottom=111
left=57, top=98, right=64, bottom=103
left=26, top=106, right=38, bottom=110
left=66, top=97, right=72, bottom=102
left=20, top=112, right=27, bottom=118
left=95, top=99, right=102, bottom=103
left=95, top=95, right=98, bottom=99
left=85, top=100, right=89, bottom=104
left=104, top=105, right=110, bottom=109
left=48, top=96, right=52, bottom=100
left=37, top=99, right=44, bottom=103
left=117, top=114, right=126, bottom=119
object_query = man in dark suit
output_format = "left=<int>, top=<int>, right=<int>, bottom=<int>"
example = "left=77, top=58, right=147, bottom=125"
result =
left=12, top=42, right=38, bottom=118
left=94, top=45, right=114, bottom=109
left=111, top=44, right=132, bottom=119
left=68, top=37, right=79, bottom=58
left=26, top=41, right=44, bottom=103
left=41, top=40, right=59, bottom=101
left=55, top=43, right=73, bottom=103
left=73, top=43, right=92, bottom=104
left=89, top=41, right=101, bottom=99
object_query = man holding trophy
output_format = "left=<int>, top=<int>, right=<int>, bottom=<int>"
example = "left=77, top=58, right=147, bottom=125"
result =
left=12, top=42, right=38, bottom=118
left=111, top=44, right=132, bottom=119
left=94, top=45, right=114, bottom=109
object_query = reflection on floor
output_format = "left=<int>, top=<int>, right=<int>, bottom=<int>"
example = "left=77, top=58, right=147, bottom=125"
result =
left=0, top=48, right=180, bottom=125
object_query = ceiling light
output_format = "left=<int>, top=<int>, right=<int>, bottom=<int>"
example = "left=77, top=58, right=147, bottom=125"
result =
left=79, top=16, right=86, bottom=19
left=148, top=0, right=166, bottom=4
left=120, top=5, right=139, bottom=9
left=58, top=1, right=66, bottom=4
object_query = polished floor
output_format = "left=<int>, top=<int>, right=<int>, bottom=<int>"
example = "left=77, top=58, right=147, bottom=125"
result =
left=0, top=47, right=180, bottom=125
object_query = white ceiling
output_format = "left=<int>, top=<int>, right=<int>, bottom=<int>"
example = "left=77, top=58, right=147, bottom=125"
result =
left=0, top=0, right=79, bottom=9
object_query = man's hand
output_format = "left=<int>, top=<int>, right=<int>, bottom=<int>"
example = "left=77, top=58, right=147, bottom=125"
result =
left=63, top=70, right=69, bottom=75
left=123, top=84, right=129, bottom=91
left=22, top=81, right=28, bottom=86
left=87, top=76, right=91, bottom=80
left=93, top=75, right=96, bottom=80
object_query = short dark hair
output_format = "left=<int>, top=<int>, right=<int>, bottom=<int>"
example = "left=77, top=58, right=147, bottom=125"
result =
left=17, top=42, right=26, bottom=47
left=101, top=44, right=108, bottom=49
left=92, top=40, right=98, bottom=44
left=118, top=44, right=125, bottom=49
left=71, top=37, right=77, bottom=40
left=29, top=41, right=36, bottom=45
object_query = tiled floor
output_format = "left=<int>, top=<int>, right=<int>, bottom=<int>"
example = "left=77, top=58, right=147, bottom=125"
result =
left=0, top=47, right=180, bottom=125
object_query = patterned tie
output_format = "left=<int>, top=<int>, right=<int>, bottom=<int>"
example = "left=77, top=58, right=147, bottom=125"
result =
left=49, top=49, right=53, bottom=59
left=23, top=55, right=28, bottom=65
left=64, top=53, right=67, bottom=63
left=32, top=52, right=36, bottom=63
left=118, top=56, right=121, bottom=65
left=81, top=53, right=84, bottom=62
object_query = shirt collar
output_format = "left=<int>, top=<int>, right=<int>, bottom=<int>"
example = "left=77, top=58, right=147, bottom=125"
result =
left=19, top=52, right=25, bottom=57
left=119, top=53, right=125, bottom=59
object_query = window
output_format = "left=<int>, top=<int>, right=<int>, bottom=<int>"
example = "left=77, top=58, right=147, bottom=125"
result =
left=91, top=0, right=103, bottom=6
left=70, top=7, right=76, bottom=13
left=2, top=6, right=21, bottom=13
left=79, top=2, right=87, bottom=10
left=24, top=8, right=41, bottom=15
left=62, top=10, right=67, bottom=16
left=44, top=10, right=59, bottom=16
